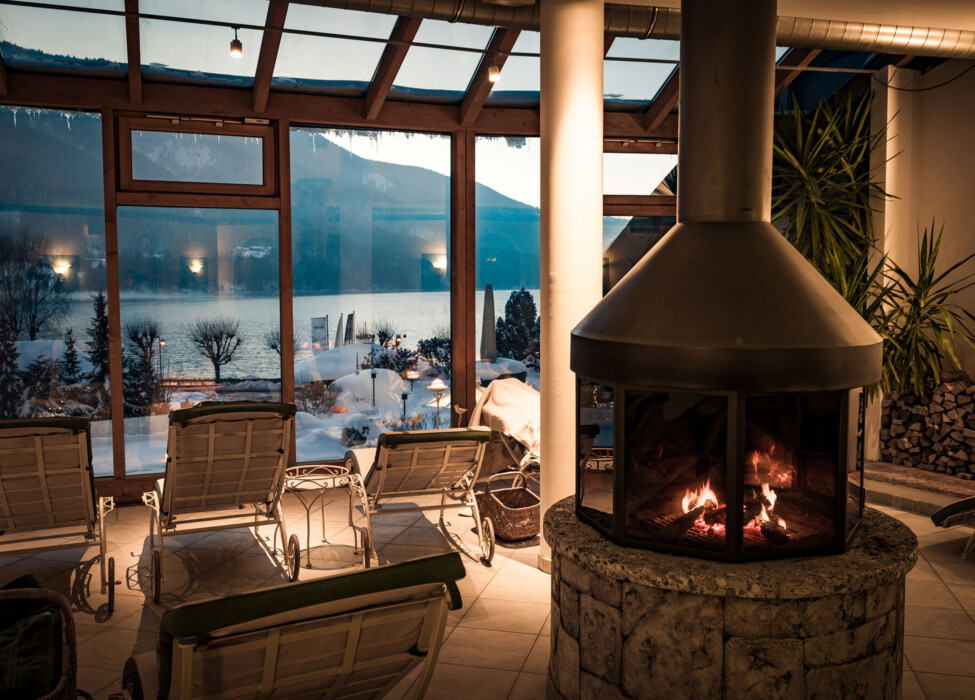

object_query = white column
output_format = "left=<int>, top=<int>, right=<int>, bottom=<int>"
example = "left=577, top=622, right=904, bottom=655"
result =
left=539, top=0, right=604, bottom=569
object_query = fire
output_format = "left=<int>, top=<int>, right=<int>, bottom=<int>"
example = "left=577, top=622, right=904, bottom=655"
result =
left=682, top=479, right=719, bottom=513
left=747, top=439, right=797, bottom=488
left=762, top=482, right=776, bottom=510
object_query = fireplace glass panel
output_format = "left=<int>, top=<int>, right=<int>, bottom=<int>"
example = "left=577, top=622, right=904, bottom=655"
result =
left=623, top=391, right=728, bottom=551
left=578, top=381, right=614, bottom=529
left=742, top=392, right=841, bottom=553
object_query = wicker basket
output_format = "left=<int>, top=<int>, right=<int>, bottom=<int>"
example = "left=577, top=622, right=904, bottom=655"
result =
left=475, top=474, right=541, bottom=542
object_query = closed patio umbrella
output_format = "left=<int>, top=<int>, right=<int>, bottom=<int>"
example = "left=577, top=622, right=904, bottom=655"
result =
left=481, top=284, right=497, bottom=362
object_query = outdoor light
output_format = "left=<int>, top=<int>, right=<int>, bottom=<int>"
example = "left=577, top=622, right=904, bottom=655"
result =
left=157, top=338, right=166, bottom=380
left=405, top=369, right=420, bottom=391
left=188, top=260, right=203, bottom=274
left=51, top=260, right=71, bottom=276
left=371, top=369, right=377, bottom=407
left=428, top=378, right=448, bottom=430
left=402, top=392, right=409, bottom=429
left=230, top=28, right=243, bottom=58
left=432, top=255, right=447, bottom=272
left=488, top=63, right=501, bottom=83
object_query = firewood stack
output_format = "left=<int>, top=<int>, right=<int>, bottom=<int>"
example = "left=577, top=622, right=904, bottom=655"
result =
left=881, top=374, right=975, bottom=478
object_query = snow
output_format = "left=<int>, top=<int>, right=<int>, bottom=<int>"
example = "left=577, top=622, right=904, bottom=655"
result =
left=476, top=357, right=528, bottom=384
left=294, top=340, right=379, bottom=383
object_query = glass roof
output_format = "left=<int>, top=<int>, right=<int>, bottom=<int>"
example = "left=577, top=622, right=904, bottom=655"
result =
left=605, top=38, right=679, bottom=107
left=273, top=7, right=396, bottom=93
left=391, top=20, right=493, bottom=102
left=0, top=0, right=126, bottom=74
left=485, top=31, right=539, bottom=107
left=139, top=0, right=267, bottom=86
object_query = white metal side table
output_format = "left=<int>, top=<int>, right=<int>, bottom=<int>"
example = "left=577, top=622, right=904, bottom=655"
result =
left=284, top=465, right=371, bottom=569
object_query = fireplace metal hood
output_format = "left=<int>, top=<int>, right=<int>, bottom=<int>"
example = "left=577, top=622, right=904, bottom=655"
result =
left=571, top=0, right=882, bottom=393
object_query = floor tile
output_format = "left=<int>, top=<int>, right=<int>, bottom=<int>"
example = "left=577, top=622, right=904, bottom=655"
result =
left=77, top=666, right=121, bottom=697
left=916, top=672, right=975, bottom=699
left=438, top=627, right=538, bottom=671
left=507, top=671, right=547, bottom=699
left=905, top=636, right=975, bottom=676
left=905, top=605, right=975, bottom=640
left=947, top=584, right=975, bottom=612
left=902, top=671, right=926, bottom=700
left=479, top=572, right=551, bottom=604
left=458, top=597, right=550, bottom=635
left=522, top=635, right=550, bottom=675
left=421, top=663, right=518, bottom=700
left=907, top=577, right=963, bottom=610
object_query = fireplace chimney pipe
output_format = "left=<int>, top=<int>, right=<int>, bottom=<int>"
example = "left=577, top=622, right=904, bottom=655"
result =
left=678, top=0, right=776, bottom=224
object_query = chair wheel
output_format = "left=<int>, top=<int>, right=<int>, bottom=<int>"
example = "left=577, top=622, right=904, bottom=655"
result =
left=150, top=550, right=161, bottom=604
left=287, top=534, right=301, bottom=581
left=107, top=557, right=115, bottom=613
left=361, top=527, right=372, bottom=569
left=480, top=517, right=495, bottom=565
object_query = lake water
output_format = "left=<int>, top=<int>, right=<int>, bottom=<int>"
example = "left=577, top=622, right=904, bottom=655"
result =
left=60, top=288, right=540, bottom=379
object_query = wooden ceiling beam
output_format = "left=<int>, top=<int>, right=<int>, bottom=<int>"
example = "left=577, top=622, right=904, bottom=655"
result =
left=124, top=0, right=141, bottom=104
left=253, top=1, right=290, bottom=114
left=643, top=68, right=679, bottom=133
left=460, top=28, right=520, bottom=127
left=365, top=16, right=422, bottom=121
left=894, top=54, right=916, bottom=68
left=774, top=48, right=821, bottom=96
left=0, top=71, right=677, bottom=139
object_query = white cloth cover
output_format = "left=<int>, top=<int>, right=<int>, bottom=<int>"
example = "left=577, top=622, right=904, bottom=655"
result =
left=468, top=378, right=541, bottom=464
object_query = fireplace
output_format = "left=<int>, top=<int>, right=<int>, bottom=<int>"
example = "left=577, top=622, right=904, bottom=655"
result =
left=577, top=381, right=862, bottom=561
left=570, top=0, right=882, bottom=562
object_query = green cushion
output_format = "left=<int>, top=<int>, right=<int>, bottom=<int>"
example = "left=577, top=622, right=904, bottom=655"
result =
left=931, top=497, right=975, bottom=527
left=169, top=401, right=296, bottom=427
left=155, top=552, right=466, bottom=698
left=376, top=427, right=490, bottom=449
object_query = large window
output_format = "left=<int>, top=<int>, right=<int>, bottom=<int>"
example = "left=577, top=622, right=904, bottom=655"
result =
left=117, top=207, right=280, bottom=474
left=475, top=136, right=541, bottom=391
left=0, top=106, right=114, bottom=475
left=290, top=127, right=451, bottom=462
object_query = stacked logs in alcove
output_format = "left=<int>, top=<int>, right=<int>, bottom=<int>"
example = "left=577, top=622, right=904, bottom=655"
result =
left=881, top=374, right=975, bottom=478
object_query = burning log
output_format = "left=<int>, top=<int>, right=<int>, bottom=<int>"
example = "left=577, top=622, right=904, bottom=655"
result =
left=702, top=495, right=769, bottom=527
left=656, top=505, right=707, bottom=542
left=760, top=518, right=789, bottom=545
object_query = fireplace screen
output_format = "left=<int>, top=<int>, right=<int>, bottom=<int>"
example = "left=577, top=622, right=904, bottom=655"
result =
left=578, top=380, right=862, bottom=561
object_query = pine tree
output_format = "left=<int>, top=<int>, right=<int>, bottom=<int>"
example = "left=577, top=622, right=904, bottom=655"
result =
left=86, top=291, right=110, bottom=383
left=25, top=356, right=57, bottom=404
left=496, top=288, right=540, bottom=361
left=0, top=318, right=23, bottom=417
left=61, top=328, right=82, bottom=385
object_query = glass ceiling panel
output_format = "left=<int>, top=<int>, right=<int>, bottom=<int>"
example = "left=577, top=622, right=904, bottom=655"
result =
left=273, top=7, right=395, bottom=93
left=485, top=31, right=539, bottom=106
left=391, top=20, right=493, bottom=102
left=0, top=0, right=126, bottom=74
left=139, top=0, right=268, bottom=86
left=605, top=38, right=679, bottom=107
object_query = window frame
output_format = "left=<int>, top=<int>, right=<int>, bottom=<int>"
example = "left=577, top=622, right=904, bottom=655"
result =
left=118, top=116, right=277, bottom=196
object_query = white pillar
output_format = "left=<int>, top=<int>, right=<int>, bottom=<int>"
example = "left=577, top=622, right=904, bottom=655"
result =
left=539, top=0, right=604, bottom=569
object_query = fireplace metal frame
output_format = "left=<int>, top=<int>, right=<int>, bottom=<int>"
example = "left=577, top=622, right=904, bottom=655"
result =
left=575, top=377, right=865, bottom=563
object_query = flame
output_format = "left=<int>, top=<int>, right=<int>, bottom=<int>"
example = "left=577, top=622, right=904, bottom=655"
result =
left=682, top=478, right=719, bottom=513
left=762, top=482, right=776, bottom=510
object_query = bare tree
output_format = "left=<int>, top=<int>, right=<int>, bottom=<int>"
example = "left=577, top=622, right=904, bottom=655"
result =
left=189, top=317, right=245, bottom=382
left=0, top=233, right=69, bottom=340
left=262, top=327, right=297, bottom=358
left=124, top=315, right=161, bottom=369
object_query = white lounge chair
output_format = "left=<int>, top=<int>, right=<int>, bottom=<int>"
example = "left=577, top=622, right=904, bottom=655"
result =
left=142, top=401, right=300, bottom=603
left=345, top=428, right=494, bottom=565
left=0, top=417, right=116, bottom=611
left=119, top=552, right=466, bottom=699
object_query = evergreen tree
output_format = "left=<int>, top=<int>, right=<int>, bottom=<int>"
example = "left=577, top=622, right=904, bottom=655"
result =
left=496, top=288, right=540, bottom=361
left=61, top=328, right=82, bottom=385
left=0, top=318, right=23, bottom=417
left=25, top=356, right=57, bottom=407
left=86, top=291, right=110, bottom=383
left=122, top=350, right=156, bottom=416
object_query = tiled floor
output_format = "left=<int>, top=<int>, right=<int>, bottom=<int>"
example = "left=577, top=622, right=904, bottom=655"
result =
left=1, top=494, right=973, bottom=699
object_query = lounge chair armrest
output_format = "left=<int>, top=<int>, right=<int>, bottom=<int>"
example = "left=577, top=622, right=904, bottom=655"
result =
left=344, top=448, right=377, bottom=480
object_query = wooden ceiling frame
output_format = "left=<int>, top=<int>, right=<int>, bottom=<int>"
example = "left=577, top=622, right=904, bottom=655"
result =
left=643, top=67, right=679, bottom=134
left=124, top=0, right=141, bottom=104
left=0, top=71, right=677, bottom=139
left=253, top=1, right=290, bottom=114
left=775, top=48, right=822, bottom=96
left=603, top=194, right=677, bottom=218
left=461, top=28, right=520, bottom=127
left=364, top=16, right=423, bottom=120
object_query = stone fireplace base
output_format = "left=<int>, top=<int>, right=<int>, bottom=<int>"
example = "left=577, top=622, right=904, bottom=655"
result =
left=544, top=498, right=918, bottom=699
